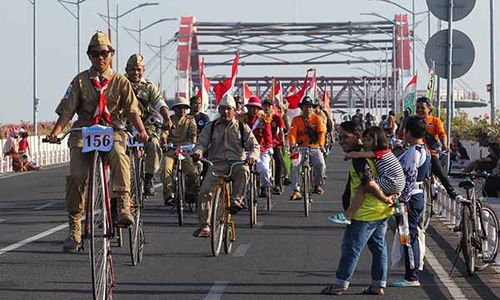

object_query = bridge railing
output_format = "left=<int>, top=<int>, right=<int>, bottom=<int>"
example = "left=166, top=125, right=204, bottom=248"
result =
left=0, top=136, right=70, bottom=174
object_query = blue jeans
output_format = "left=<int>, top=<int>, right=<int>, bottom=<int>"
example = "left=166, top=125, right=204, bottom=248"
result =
left=335, top=218, right=389, bottom=289
left=396, top=193, right=424, bottom=281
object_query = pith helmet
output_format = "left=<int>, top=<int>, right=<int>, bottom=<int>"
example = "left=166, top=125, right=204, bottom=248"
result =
left=171, top=96, right=190, bottom=109
left=245, top=96, right=263, bottom=109
left=126, top=54, right=145, bottom=69
left=219, top=94, right=236, bottom=109
left=88, top=31, right=113, bottom=50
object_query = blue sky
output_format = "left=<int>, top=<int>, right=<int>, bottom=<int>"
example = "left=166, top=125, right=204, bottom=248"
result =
left=0, top=0, right=497, bottom=123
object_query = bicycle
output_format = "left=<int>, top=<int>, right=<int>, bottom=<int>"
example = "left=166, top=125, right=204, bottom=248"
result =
left=419, top=176, right=436, bottom=231
left=247, top=163, right=258, bottom=228
left=126, top=130, right=146, bottom=266
left=167, top=143, right=196, bottom=227
left=451, top=172, right=500, bottom=276
left=203, top=159, right=246, bottom=257
left=44, top=125, right=116, bottom=300
left=293, top=146, right=313, bottom=217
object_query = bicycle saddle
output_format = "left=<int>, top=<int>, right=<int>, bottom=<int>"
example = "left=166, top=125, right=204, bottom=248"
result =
left=459, top=180, right=475, bottom=190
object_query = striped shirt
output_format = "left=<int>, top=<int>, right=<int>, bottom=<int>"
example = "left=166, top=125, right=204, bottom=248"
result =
left=373, top=149, right=406, bottom=195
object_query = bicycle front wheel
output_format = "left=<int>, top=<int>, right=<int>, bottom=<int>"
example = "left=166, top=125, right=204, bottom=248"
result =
left=89, top=153, right=113, bottom=300
left=249, top=172, right=257, bottom=228
left=176, top=170, right=185, bottom=227
left=476, top=204, right=499, bottom=271
left=210, top=186, right=226, bottom=257
left=302, top=167, right=311, bottom=217
left=461, top=205, right=476, bottom=276
left=420, top=180, right=433, bottom=230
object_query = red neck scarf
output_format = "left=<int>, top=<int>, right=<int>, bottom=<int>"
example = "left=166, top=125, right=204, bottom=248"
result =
left=90, top=76, right=113, bottom=125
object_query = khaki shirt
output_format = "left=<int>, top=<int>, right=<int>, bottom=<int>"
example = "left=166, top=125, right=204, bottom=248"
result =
left=194, top=118, right=260, bottom=166
left=167, top=114, right=197, bottom=146
left=131, top=78, right=166, bottom=119
left=55, top=67, right=140, bottom=147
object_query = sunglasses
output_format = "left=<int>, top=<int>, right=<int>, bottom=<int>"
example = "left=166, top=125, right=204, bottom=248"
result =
left=89, top=50, right=112, bottom=59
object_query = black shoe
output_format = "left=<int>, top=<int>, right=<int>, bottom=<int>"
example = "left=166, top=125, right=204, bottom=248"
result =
left=144, top=179, right=156, bottom=196
left=259, top=187, right=268, bottom=198
left=272, top=187, right=282, bottom=195
left=284, top=177, right=292, bottom=186
left=163, top=193, right=174, bottom=206
left=228, top=202, right=245, bottom=215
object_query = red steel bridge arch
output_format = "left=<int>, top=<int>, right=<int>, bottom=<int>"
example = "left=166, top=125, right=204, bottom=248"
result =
left=176, top=15, right=410, bottom=110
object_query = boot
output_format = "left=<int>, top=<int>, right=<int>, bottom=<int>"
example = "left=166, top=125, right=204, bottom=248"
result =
left=144, top=173, right=155, bottom=196
left=63, top=213, right=81, bottom=253
left=116, top=194, right=134, bottom=226
left=259, top=187, right=268, bottom=198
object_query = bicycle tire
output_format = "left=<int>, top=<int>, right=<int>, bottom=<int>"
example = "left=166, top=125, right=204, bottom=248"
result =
left=267, top=159, right=274, bottom=211
left=210, top=186, right=225, bottom=257
left=128, top=195, right=141, bottom=266
left=223, top=224, right=234, bottom=254
left=461, top=205, right=476, bottom=276
left=420, top=180, right=433, bottom=230
left=249, top=171, right=257, bottom=228
left=475, top=205, right=499, bottom=271
left=89, top=153, right=113, bottom=300
left=303, top=167, right=311, bottom=217
left=176, top=169, right=185, bottom=227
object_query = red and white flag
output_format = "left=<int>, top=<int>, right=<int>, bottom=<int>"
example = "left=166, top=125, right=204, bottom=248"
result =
left=196, top=57, right=211, bottom=112
left=243, top=82, right=253, bottom=104
left=305, top=68, right=317, bottom=100
left=229, top=51, right=240, bottom=89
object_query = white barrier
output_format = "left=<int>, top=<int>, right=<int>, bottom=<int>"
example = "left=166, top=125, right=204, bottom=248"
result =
left=0, top=136, right=70, bottom=174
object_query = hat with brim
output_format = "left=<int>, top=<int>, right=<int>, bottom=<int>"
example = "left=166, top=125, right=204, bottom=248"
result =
left=262, top=99, right=273, bottom=106
left=246, top=96, right=263, bottom=109
left=171, top=96, right=190, bottom=109
left=298, top=96, right=317, bottom=108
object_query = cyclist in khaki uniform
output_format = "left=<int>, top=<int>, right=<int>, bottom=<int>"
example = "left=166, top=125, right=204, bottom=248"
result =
left=192, top=94, right=260, bottom=237
left=161, top=96, right=199, bottom=205
left=47, top=31, right=148, bottom=252
left=125, top=54, right=172, bottom=196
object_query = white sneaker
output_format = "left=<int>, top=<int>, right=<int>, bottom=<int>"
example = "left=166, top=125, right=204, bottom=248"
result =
left=327, top=213, right=351, bottom=225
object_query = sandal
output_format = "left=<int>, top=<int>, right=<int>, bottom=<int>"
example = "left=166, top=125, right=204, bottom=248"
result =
left=361, top=286, right=385, bottom=295
left=320, top=284, right=347, bottom=295
left=192, top=225, right=210, bottom=238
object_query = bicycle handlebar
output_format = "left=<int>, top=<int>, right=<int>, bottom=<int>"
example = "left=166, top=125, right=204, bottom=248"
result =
left=200, top=158, right=246, bottom=178
left=42, top=127, right=83, bottom=144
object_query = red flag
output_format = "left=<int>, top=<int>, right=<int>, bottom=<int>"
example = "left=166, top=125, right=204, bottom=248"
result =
left=196, top=57, right=211, bottom=112
left=230, top=51, right=240, bottom=88
left=286, top=71, right=310, bottom=109
left=243, top=82, right=253, bottom=104
left=305, top=68, right=317, bottom=99
left=213, top=79, right=232, bottom=106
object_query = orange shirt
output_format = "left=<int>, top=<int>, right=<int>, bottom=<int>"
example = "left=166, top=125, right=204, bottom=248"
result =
left=289, top=114, right=326, bottom=148
left=424, top=115, right=446, bottom=155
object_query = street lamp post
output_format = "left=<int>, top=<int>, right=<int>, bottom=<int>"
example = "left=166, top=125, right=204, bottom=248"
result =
left=123, top=18, right=177, bottom=53
left=58, top=0, right=87, bottom=73
left=98, top=2, right=159, bottom=71
left=361, top=12, right=401, bottom=113
left=27, top=0, right=38, bottom=142
left=490, top=0, right=496, bottom=125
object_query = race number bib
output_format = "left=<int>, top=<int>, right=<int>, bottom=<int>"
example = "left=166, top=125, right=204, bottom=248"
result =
left=82, top=125, right=114, bottom=153
left=127, top=128, right=144, bottom=147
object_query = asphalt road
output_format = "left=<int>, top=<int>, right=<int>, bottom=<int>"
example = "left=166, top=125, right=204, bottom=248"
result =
left=1, top=148, right=499, bottom=299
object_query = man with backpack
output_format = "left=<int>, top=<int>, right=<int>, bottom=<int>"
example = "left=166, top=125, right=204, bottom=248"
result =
left=192, top=94, right=260, bottom=237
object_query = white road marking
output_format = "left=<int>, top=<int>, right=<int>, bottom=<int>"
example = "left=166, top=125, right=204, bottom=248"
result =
left=204, top=281, right=229, bottom=300
left=33, top=202, right=56, bottom=211
left=425, top=245, right=468, bottom=299
left=233, top=243, right=251, bottom=257
left=0, top=219, right=6, bottom=223
left=0, top=223, right=68, bottom=256
left=256, top=221, right=264, bottom=228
